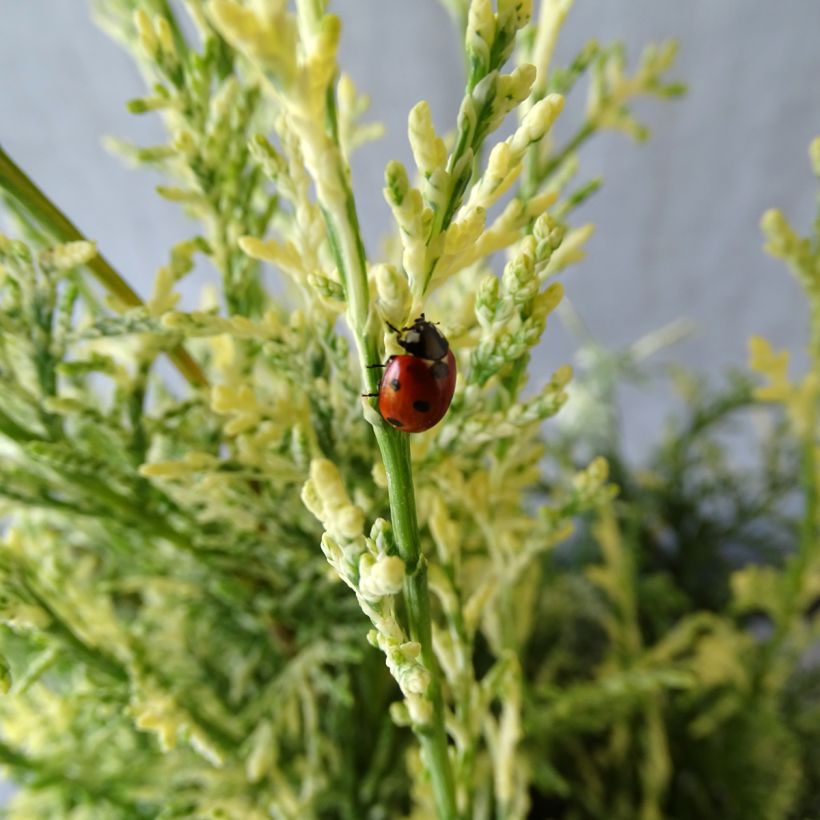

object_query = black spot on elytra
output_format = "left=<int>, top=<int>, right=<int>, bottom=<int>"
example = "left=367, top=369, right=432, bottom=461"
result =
left=431, top=360, right=449, bottom=380
left=390, top=377, right=400, bottom=391
left=386, top=416, right=404, bottom=428
left=413, top=400, right=431, bottom=413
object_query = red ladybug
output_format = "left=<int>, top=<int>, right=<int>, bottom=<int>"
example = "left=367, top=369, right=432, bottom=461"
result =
left=369, top=315, right=456, bottom=433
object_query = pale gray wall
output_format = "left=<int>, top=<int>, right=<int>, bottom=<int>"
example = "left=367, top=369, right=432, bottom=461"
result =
left=1, top=2, right=819, bottom=457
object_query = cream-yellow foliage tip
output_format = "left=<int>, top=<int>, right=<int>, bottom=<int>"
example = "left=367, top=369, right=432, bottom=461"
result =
left=810, top=136, right=820, bottom=177
left=359, top=554, right=406, bottom=600
left=38, top=240, right=97, bottom=272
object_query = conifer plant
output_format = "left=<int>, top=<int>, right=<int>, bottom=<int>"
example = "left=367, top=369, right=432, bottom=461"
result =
left=0, top=2, right=818, bottom=819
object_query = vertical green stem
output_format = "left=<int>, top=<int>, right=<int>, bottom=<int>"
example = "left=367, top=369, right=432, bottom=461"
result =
left=795, top=403, right=819, bottom=590
left=287, top=27, right=457, bottom=815
left=154, top=0, right=188, bottom=55
left=324, top=196, right=458, bottom=816
left=535, top=120, right=595, bottom=185
left=374, top=427, right=458, bottom=820
left=0, top=144, right=208, bottom=389
left=762, top=402, right=818, bottom=680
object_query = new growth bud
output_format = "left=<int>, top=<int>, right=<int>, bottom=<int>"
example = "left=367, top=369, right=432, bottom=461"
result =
left=408, top=101, right=447, bottom=176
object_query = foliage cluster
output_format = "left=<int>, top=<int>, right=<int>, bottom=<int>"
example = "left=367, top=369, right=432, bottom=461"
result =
left=0, top=2, right=817, bottom=819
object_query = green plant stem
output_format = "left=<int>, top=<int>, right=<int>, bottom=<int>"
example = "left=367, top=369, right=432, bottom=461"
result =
left=762, top=406, right=818, bottom=683
left=0, top=144, right=208, bottom=389
left=421, top=119, right=482, bottom=296
left=330, top=226, right=459, bottom=819
left=421, top=41, right=508, bottom=295
left=788, top=411, right=819, bottom=613
left=799, top=423, right=819, bottom=569
left=310, top=65, right=459, bottom=820
left=538, top=120, right=596, bottom=182
left=154, top=0, right=188, bottom=56
left=374, top=427, right=457, bottom=819
left=262, top=14, right=459, bottom=807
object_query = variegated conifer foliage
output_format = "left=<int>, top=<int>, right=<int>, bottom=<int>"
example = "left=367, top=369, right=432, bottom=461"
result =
left=744, top=136, right=820, bottom=663
left=0, top=1, right=681, bottom=817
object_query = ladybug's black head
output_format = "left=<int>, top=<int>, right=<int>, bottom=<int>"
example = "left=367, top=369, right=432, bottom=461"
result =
left=398, top=315, right=449, bottom=360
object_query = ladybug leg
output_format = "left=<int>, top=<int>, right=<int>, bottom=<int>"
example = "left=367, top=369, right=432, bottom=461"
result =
left=361, top=392, right=379, bottom=398
left=366, top=363, right=386, bottom=369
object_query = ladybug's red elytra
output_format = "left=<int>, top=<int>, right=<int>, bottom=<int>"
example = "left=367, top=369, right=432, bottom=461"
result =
left=369, top=315, right=456, bottom=433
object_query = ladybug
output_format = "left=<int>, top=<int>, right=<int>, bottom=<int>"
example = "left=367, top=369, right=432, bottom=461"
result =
left=367, top=315, right=457, bottom=433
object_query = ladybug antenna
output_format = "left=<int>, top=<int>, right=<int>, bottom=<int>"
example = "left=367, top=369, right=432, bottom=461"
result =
left=386, top=321, right=402, bottom=335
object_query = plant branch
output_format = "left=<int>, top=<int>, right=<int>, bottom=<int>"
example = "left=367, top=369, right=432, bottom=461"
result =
left=334, top=171, right=459, bottom=820
left=538, top=120, right=595, bottom=182
left=0, top=144, right=208, bottom=389
left=305, top=35, right=458, bottom=817
left=373, top=426, right=458, bottom=820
